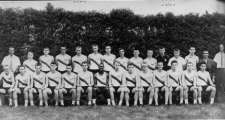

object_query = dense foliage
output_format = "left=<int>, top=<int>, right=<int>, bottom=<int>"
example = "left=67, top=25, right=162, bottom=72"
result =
left=0, top=3, right=225, bottom=62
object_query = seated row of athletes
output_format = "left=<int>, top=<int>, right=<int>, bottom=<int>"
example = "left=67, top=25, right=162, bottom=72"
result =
left=0, top=45, right=216, bottom=107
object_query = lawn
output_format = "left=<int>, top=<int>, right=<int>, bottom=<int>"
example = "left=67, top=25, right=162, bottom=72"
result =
left=0, top=103, right=224, bottom=120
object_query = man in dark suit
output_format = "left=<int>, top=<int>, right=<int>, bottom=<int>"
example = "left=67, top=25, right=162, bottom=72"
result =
left=156, top=47, right=170, bottom=70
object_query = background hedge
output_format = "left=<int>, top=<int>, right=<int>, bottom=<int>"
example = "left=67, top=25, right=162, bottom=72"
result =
left=0, top=3, right=225, bottom=62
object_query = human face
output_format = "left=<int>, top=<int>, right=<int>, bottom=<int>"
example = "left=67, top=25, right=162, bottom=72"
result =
left=133, top=50, right=139, bottom=57
left=9, top=47, right=15, bottom=55
left=60, top=47, right=66, bottom=54
left=27, top=52, right=34, bottom=59
left=82, top=63, right=88, bottom=71
left=219, top=44, right=224, bottom=52
left=127, top=65, right=134, bottom=73
left=105, top=46, right=111, bottom=54
left=43, top=48, right=50, bottom=55
left=76, top=47, right=82, bottom=55
left=157, top=62, right=163, bottom=70
left=202, top=51, right=209, bottom=59
left=186, top=63, right=193, bottom=71
left=66, top=66, right=72, bottom=73
left=35, top=65, right=41, bottom=73
left=119, top=49, right=125, bottom=57
left=50, top=64, right=56, bottom=71
left=174, top=50, right=180, bottom=57
left=147, top=50, right=153, bottom=58
left=200, top=64, right=206, bottom=71
left=114, top=62, right=119, bottom=70
left=92, top=46, right=98, bottom=53
left=189, top=47, right=196, bottom=55
left=171, top=62, right=177, bottom=71
left=142, top=64, right=148, bottom=72
left=159, top=48, right=165, bottom=56
left=19, top=67, right=26, bottom=74
left=3, top=66, right=9, bottom=73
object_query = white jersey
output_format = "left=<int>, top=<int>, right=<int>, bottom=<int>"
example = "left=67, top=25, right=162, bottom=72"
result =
left=88, top=53, right=103, bottom=70
left=103, top=54, right=116, bottom=72
left=123, top=72, right=137, bottom=87
left=167, top=70, right=182, bottom=87
left=62, top=72, right=77, bottom=88
left=72, top=54, right=87, bottom=74
left=78, top=71, right=93, bottom=87
left=55, top=54, right=71, bottom=72
left=144, top=58, right=157, bottom=71
left=0, top=71, right=14, bottom=88
left=182, top=70, right=197, bottom=86
left=16, top=73, right=30, bottom=88
left=116, top=57, right=129, bottom=72
left=39, top=55, right=54, bottom=72
left=196, top=71, right=211, bottom=86
left=95, top=72, right=108, bottom=87
left=32, top=72, right=46, bottom=88
left=110, top=70, right=123, bottom=87
left=185, top=55, right=199, bottom=70
left=140, top=71, right=154, bottom=87
left=168, top=56, right=186, bottom=71
left=46, top=71, right=61, bottom=87
left=23, top=59, right=37, bottom=74
left=153, top=70, right=167, bottom=87
left=129, top=57, right=143, bottom=72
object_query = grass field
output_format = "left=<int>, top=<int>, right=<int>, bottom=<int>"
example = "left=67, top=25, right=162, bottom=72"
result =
left=0, top=103, right=224, bottom=120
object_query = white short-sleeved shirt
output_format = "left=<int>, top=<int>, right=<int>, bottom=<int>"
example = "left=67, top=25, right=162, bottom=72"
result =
left=214, top=52, right=225, bottom=68
left=46, top=71, right=61, bottom=87
left=78, top=71, right=93, bottom=87
left=153, top=70, right=167, bottom=87
left=88, top=53, right=103, bottom=70
left=185, top=55, right=199, bottom=70
left=168, top=56, right=186, bottom=71
left=140, top=71, right=154, bottom=87
left=23, top=59, right=38, bottom=74
left=110, top=70, right=123, bottom=87
left=39, top=55, right=54, bottom=72
left=16, top=73, right=30, bottom=88
left=1, top=55, right=21, bottom=73
left=62, top=72, right=77, bottom=88
left=196, top=71, right=211, bottom=86
left=116, top=57, right=129, bottom=72
left=32, top=72, right=46, bottom=88
left=129, top=57, right=143, bottom=72
left=55, top=54, right=71, bottom=72
left=72, top=54, right=87, bottom=74
left=144, top=58, right=157, bottom=71
left=0, top=71, right=14, bottom=88
left=103, top=54, right=116, bottom=72
left=167, top=70, right=182, bottom=87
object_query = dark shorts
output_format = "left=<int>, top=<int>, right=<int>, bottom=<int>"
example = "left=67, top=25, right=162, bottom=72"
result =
left=48, top=86, right=56, bottom=93
left=58, top=70, right=66, bottom=74
left=88, top=69, right=99, bottom=74
left=2, top=87, right=10, bottom=94
left=41, top=70, right=50, bottom=74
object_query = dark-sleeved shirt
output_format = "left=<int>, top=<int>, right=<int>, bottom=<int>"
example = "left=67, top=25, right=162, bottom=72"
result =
left=156, top=54, right=170, bottom=70
left=198, top=58, right=217, bottom=79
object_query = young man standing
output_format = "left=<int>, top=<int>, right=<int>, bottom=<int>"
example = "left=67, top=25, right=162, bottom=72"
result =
left=156, top=47, right=169, bottom=70
left=59, top=65, right=77, bottom=106
left=182, top=62, right=198, bottom=104
left=144, top=49, right=157, bottom=72
left=77, top=62, right=94, bottom=106
left=109, top=61, right=123, bottom=106
left=15, top=66, right=32, bottom=107
left=55, top=46, right=71, bottom=74
left=196, top=62, right=216, bottom=104
left=129, top=49, right=143, bottom=73
left=23, top=51, right=38, bottom=75
left=167, top=60, right=183, bottom=104
left=1, top=47, right=21, bottom=73
left=139, top=62, right=155, bottom=105
left=44, top=62, right=62, bottom=106
left=39, top=47, right=54, bottom=73
left=0, top=65, right=17, bottom=106
left=153, top=61, right=169, bottom=105
left=72, top=46, right=87, bottom=74
left=168, top=49, right=186, bottom=72
left=30, top=64, right=47, bottom=106
left=116, top=48, right=129, bottom=73
left=185, top=47, right=199, bottom=70
left=93, top=63, right=110, bottom=106
left=102, top=45, right=116, bottom=73
left=88, top=44, right=103, bottom=74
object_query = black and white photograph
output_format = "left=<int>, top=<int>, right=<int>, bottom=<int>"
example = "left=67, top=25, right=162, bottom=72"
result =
left=0, top=0, right=225, bottom=119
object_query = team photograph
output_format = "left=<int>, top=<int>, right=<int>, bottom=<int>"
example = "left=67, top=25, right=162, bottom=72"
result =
left=0, top=0, right=225, bottom=119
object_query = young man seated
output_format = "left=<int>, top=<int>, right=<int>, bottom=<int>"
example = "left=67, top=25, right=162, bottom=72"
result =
left=44, top=62, right=62, bottom=106
left=167, top=60, right=183, bottom=105
left=59, top=65, right=77, bottom=106
left=196, top=62, right=216, bottom=104
left=182, top=62, right=198, bottom=104
left=77, top=62, right=94, bottom=106
left=153, top=61, right=169, bottom=105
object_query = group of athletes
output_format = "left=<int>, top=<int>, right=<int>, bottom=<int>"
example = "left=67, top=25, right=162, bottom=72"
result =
left=0, top=44, right=216, bottom=107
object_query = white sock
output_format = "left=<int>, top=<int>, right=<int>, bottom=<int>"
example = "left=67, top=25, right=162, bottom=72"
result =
left=14, top=100, right=18, bottom=107
left=77, top=101, right=80, bottom=106
left=107, top=99, right=111, bottom=105
left=193, top=99, right=197, bottom=104
left=92, top=99, right=96, bottom=105
left=88, top=101, right=92, bottom=105
left=30, top=101, right=34, bottom=106
left=9, top=99, right=12, bottom=106
left=72, top=101, right=75, bottom=105
left=210, top=98, right=214, bottom=104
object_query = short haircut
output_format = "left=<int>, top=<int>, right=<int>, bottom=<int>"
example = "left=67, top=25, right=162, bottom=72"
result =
left=171, top=60, right=178, bottom=65
left=9, top=46, right=14, bottom=49
left=190, top=46, right=195, bottom=49
left=43, top=47, right=49, bottom=50
left=50, top=62, right=56, bottom=65
left=157, top=61, right=164, bottom=64
left=119, top=48, right=125, bottom=52
left=76, top=46, right=82, bottom=49
left=199, top=61, right=206, bottom=66
left=173, top=48, right=180, bottom=52
left=82, top=61, right=88, bottom=65
left=19, top=65, right=25, bottom=69
left=92, top=44, right=98, bottom=47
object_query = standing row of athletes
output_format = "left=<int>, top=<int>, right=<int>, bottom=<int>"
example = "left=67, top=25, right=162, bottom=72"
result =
left=0, top=44, right=219, bottom=107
